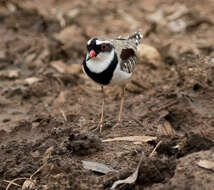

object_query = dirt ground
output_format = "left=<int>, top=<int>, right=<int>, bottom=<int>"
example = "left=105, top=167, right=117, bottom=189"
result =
left=1, top=0, right=214, bottom=189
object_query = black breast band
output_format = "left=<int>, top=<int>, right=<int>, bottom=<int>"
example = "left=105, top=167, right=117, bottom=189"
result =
left=83, top=53, right=118, bottom=85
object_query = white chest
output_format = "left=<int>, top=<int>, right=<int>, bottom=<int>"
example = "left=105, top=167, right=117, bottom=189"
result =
left=86, top=50, right=114, bottom=73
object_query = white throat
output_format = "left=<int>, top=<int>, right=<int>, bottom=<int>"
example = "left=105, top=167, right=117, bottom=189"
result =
left=86, top=50, right=114, bottom=73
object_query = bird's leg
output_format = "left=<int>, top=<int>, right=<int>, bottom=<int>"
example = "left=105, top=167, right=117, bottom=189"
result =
left=118, top=86, right=125, bottom=123
left=98, top=86, right=105, bottom=132
left=113, top=85, right=125, bottom=129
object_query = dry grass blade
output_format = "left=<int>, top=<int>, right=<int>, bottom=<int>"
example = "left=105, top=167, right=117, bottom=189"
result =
left=3, top=180, right=21, bottom=187
left=132, top=117, right=144, bottom=128
left=4, top=164, right=46, bottom=190
left=110, top=152, right=144, bottom=189
left=149, top=141, right=162, bottom=158
left=5, top=178, right=29, bottom=190
left=102, top=136, right=157, bottom=143
left=60, top=109, right=67, bottom=121
left=42, top=146, right=54, bottom=164
left=110, top=141, right=162, bottom=189
left=30, top=164, right=46, bottom=179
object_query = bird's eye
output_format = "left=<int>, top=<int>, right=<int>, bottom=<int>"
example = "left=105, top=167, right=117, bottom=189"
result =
left=101, top=44, right=106, bottom=51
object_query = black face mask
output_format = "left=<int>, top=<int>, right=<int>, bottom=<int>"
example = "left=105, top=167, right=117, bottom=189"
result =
left=86, top=38, right=113, bottom=60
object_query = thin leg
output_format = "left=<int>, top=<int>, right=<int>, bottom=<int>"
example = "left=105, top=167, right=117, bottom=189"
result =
left=99, top=86, right=105, bottom=132
left=113, top=86, right=125, bottom=128
left=118, top=86, right=125, bottom=123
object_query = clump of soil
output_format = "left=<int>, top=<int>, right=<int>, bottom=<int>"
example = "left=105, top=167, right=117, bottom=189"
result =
left=65, top=132, right=102, bottom=155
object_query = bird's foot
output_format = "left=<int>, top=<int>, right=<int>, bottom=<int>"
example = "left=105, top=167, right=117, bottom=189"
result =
left=98, top=122, right=104, bottom=133
left=90, top=122, right=104, bottom=133
left=112, top=121, right=121, bottom=129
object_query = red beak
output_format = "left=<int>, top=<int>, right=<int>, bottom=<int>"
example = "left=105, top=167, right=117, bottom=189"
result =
left=87, top=50, right=96, bottom=61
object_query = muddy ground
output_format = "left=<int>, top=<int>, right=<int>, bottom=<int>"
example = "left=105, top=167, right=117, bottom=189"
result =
left=0, top=0, right=214, bottom=189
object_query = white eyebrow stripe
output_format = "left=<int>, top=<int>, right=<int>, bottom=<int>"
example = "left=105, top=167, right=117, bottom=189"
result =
left=95, top=40, right=111, bottom=45
left=87, top=39, right=93, bottom=45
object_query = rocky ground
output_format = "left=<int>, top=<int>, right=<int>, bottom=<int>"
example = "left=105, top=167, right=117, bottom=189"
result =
left=0, top=0, right=214, bottom=189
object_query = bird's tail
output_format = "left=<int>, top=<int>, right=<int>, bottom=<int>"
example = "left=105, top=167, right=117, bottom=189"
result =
left=128, top=32, right=143, bottom=45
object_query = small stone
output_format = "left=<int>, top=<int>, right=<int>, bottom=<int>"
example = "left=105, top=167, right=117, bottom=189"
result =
left=50, top=60, right=82, bottom=74
left=0, top=70, right=20, bottom=79
left=137, top=44, right=161, bottom=67
left=25, top=77, right=41, bottom=85
left=168, top=19, right=186, bottom=33
left=147, top=9, right=166, bottom=25
left=0, top=50, right=6, bottom=58
left=54, top=26, right=84, bottom=45
left=31, top=150, right=40, bottom=158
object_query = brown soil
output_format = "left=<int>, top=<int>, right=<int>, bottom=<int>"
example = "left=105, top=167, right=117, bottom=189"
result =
left=1, top=0, right=214, bottom=190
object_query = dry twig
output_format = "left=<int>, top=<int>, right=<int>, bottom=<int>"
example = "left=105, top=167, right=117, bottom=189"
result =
left=5, top=178, right=29, bottom=190
left=4, top=164, right=46, bottom=190
left=60, top=109, right=67, bottom=122
left=149, top=141, right=162, bottom=158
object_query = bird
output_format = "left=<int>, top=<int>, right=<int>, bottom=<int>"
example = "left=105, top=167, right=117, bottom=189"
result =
left=82, top=32, right=143, bottom=132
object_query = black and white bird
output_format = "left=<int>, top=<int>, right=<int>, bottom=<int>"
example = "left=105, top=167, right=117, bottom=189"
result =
left=82, top=32, right=143, bottom=132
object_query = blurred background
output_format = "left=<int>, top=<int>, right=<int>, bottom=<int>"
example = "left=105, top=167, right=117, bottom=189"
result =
left=1, top=0, right=214, bottom=190
left=1, top=0, right=214, bottom=64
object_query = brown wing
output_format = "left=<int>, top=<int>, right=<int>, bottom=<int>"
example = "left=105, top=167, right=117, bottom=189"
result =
left=120, top=48, right=137, bottom=73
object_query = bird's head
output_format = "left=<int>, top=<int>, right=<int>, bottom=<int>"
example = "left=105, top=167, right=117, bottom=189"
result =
left=86, top=38, right=114, bottom=61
